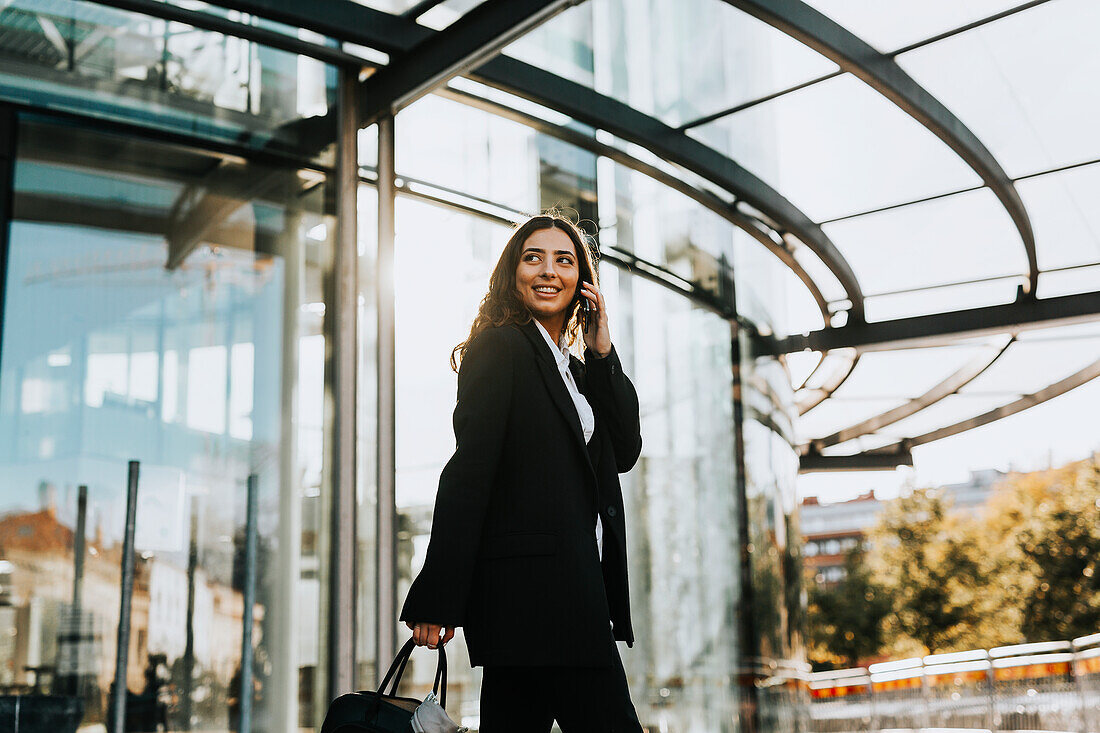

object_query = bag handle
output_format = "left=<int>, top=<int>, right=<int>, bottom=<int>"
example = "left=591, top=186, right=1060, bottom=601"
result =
left=376, top=636, right=449, bottom=708
left=378, top=638, right=416, bottom=696
left=432, top=643, right=448, bottom=710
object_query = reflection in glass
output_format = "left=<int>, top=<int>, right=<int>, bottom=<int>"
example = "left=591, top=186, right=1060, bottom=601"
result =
left=0, top=116, right=333, bottom=731
left=0, top=0, right=333, bottom=152
left=392, top=199, right=513, bottom=728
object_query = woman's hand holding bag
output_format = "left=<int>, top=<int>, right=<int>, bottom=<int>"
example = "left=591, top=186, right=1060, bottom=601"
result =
left=319, top=637, right=466, bottom=733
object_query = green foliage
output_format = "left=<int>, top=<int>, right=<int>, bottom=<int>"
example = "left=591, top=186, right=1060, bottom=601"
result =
left=807, top=456, right=1100, bottom=664
left=996, top=459, right=1100, bottom=641
left=807, top=546, right=892, bottom=668
left=868, top=487, right=987, bottom=654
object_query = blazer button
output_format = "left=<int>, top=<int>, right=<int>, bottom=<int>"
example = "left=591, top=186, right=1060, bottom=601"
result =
left=607, top=506, right=617, bottom=517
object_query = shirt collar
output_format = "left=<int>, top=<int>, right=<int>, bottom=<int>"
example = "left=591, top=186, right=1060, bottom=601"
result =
left=532, top=319, right=570, bottom=369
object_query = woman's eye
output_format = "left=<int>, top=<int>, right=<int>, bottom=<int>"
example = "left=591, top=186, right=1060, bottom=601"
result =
left=558, top=257, right=573, bottom=264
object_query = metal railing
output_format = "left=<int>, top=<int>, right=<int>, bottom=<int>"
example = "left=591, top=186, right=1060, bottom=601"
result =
left=809, top=633, right=1100, bottom=733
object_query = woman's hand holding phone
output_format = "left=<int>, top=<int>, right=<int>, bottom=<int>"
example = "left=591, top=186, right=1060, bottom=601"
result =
left=580, top=281, right=611, bottom=358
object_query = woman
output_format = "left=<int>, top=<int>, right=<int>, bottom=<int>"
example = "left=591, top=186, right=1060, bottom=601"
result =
left=400, top=212, right=644, bottom=731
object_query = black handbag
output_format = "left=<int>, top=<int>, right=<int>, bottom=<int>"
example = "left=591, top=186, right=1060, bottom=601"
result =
left=320, top=638, right=449, bottom=733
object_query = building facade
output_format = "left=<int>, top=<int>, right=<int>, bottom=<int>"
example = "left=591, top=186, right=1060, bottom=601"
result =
left=0, top=1, right=806, bottom=731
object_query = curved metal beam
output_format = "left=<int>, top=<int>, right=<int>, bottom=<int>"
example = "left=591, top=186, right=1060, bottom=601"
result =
left=796, top=350, right=859, bottom=415
left=804, top=336, right=1014, bottom=451
left=869, top=355, right=1100, bottom=451
left=359, top=0, right=574, bottom=125
left=436, top=86, right=835, bottom=322
left=174, top=0, right=864, bottom=321
left=776, top=290, right=1100, bottom=354
left=470, top=55, right=866, bottom=322
left=723, top=0, right=1038, bottom=298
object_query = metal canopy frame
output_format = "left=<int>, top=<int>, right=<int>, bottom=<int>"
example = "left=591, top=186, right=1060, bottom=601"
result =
left=73, top=0, right=1095, bottom=475
left=140, top=0, right=859, bottom=324
left=720, top=0, right=1038, bottom=299
left=868, top=356, right=1100, bottom=454
left=435, top=85, right=824, bottom=321
left=804, top=337, right=1014, bottom=453
left=775, top=290, right=1100, bottom=354
left=359, top=0, right=574, bottom=125
left=468, top=55, right=866, bottom=324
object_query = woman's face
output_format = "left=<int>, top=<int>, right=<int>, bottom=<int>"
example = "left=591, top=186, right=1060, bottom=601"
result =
left=514, top=227, right=581, bottom=323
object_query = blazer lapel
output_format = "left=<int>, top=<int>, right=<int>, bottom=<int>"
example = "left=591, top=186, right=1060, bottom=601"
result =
left=516, top=321, right=597, bottom=480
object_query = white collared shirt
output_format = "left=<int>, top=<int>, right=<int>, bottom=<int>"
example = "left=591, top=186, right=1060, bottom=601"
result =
left=532, top=320, right=603, bottom=560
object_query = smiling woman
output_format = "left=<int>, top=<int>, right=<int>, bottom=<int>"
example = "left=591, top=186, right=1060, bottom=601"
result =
left=398, top=212, right=645, bottom=731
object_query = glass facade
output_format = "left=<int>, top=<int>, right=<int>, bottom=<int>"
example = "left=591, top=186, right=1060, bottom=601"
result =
left=0, top=1, right=812, bottom=731
left=0, top=114, right=338, bottom=730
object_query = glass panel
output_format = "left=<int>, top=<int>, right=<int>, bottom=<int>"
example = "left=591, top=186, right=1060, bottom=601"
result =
left=907, top=379, right=1100, bottom=476
left=797, top=340, right=1005, bottom=440
left=607, top=162, right=737, bottom=306
left=786, top=351, right=823, bottom=389
left=802, top=0, right=1029, bottom=52
left=873, top=392, right=1013, bottom=440
left=836, top=344, right=995, bottom=400
left=797, top=397, right=907, bottom=442
left=1017, top=164, right=1100, bottom=271
left=632, top=276, right=744, bottom=729
left=356, top=185, right=379, bottom=689
left=693, top=73, right=980, bottom=223
left=0, top=115, right=333, bottom=731
left=1037, top=265, right=1100, bottom=299
left=1017, top=320, right=1100, bottom=343
left=351, top=0, right=421, bottom=14
left=959, top=338, right=1100, bottom=397
left=0, top=0, right=334, bottom=152
left=898, top=0, right=1100, bottom=178
left=598, top=0, right=837, bottom=126
left=416, top=0, right=491, bottom=30
left=395, top=94, right=540, bottom=214
left=863, top=278, right=1019, bottom=323
left=393, top=199, right=513, bottom=727
left=502, top=1, right=594, bottom=89
left=821, top=189, right=1027, bottom=294
left=741, top=412, right=805, bottom=729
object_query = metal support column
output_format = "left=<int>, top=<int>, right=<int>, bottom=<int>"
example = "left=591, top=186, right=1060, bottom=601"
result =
left=182, top=497, right=199, bottom=730
left=110, top=461, right=140, bottom=733
left=730, top=319, right=760, bottom=733
left=67, top=485, right=88, bottom=695
left=270, top=207, right=303, bottom=730
left=326, top=66, right=360, bottom=702
left=375, top=113, right=397, bottom=681
left=239, top=473, right=259, bottom=733
left=0, top=106, right=16, bottom=363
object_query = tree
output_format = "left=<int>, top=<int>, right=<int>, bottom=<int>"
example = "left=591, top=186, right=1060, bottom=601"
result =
left=807, top=546, right=892, bottom=669
left=986, top=458, right=1100, bottom=641
left=809, top=456, right=1100, bottom=664
left=868, top=488, right=985, bottom=655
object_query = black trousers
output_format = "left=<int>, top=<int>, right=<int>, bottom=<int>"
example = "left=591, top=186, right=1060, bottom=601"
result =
left=478, top=632, right=643, bottom=732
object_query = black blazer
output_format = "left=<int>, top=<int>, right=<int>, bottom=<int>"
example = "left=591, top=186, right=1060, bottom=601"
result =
left=399, top=319, right=642, bottom=667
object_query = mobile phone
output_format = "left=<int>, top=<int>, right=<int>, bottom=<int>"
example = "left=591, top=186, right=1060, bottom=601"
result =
left=580, top=279, right=594, bottom=334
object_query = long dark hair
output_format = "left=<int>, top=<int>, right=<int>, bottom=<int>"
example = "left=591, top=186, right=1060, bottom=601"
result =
left=451, top=212, right=598, bottom=372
